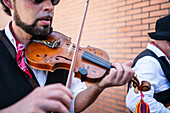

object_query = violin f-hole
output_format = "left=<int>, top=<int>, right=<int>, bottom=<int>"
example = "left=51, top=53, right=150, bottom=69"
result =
left=55, top=56, right=72, bottom=61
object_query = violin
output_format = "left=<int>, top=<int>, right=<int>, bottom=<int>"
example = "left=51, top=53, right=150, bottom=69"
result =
left=25, top=31, right=111, bottom=83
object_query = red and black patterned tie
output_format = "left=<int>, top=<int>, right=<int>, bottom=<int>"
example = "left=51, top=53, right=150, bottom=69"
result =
left=15, top=41, right=32, bottom=79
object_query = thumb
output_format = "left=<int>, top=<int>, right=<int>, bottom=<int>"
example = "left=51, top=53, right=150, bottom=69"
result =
left=123, top=60, right=133, bottom=67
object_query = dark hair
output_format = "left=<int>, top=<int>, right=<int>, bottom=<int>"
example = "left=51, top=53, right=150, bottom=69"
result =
left=0, top=0, right=12, bottom=16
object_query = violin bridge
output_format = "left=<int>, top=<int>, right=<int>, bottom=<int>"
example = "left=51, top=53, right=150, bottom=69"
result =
left=67, top=43, right=73, bottom=56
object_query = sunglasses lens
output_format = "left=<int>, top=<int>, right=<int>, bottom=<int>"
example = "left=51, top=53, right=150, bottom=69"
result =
left=51, top=0, right=60, bottom=5
left=34, top=0, right=44, bottom=3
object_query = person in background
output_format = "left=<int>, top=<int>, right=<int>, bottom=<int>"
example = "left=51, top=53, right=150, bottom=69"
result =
left=126, top=15, right=170, bottom=113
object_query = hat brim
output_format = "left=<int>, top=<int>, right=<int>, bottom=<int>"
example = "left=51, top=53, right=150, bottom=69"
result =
left=148, top=31, right=170, bottom=41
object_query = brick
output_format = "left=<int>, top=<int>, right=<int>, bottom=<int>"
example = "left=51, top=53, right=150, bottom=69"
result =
left=117, top=59, right=129, bottom=63
left=109, top=7, right=119, bottom=14
left=105, top=28, right=118, bottom=34
left=111, top=104, right=125, bottom=111
left=126, top=20, right=141, bottom=26
left=132, top=36, right=149, bottom=42
left=126, top=31, right=141, bottom=37
left=142, top=5, right=160, bottom=12
left=111, top=94, right=124, bottom=100
left=111, top=53, right=125, bottom=59
left=118, top=5, right=133, bottom=12
left=142, top=17, right=159, bottom=24
left=113, top=22, right=126, bottom=27
left=111, top=43, right=126, bottom=48
left=150, top=0, right=169, bottom=5
left=113, top=11, right=126, bottom=17
left=126, top=42, right=141, bottom=48
left=117, top=101, right=126, bottom=107
left=104, top=107, right=116, bottom=113
left=119, top=48, right=132, bottom=53
left=125, top=53, right=139, bottom=59
left=104, top=98, right=117, bottom=103
left=104, top=18, right=118, bottom=24
left=126, top=8, right=142, bottom=15
left=101, top=92, right=111, bottom=97
left=118, top=37, right=132, bottom=42
left=92, top=104, right=103, bottom=110
left=132, top=48, right=146, bottom=53
left=117, top=90, right=128, bottom=95
left=118, top=16, right=132, bottom=22
left=112, top=1, right=126, bottom=8
left=132, top=24, right=148, bottom=31
left=161, top=2, right=170, bottom=9
left=126, top=0, right=141, bottom=5
left=118, top=111, right=129, bottom=113
left=133, top=12, right=149, bottom=20
left=150, top=9, right=169, bottom=17
left=105, top=87, right=117, bottom=93
left=133, top=1, right=149, bottom=9
left=118, top=27, right=132, bottom=32
left=99, top=101, right=113, bottom=107
left=105, top=0, right=118, bottom=4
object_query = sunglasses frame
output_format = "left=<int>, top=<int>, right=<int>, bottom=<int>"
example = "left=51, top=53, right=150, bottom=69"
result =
left=34, top=0, right=60, bottom=5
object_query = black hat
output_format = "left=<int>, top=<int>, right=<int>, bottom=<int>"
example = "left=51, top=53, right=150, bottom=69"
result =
left=148, top=15, right=170, bottom=41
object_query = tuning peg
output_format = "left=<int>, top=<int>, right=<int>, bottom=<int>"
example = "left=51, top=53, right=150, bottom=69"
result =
left=134, top=86, right=139, bottom=94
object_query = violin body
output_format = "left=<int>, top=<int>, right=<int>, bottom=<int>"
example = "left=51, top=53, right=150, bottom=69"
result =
left=25, top=31, right=110, bottom=82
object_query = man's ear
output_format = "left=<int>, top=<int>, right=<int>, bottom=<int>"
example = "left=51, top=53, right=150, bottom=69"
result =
left=3, top=0, right=13, bottom=9
left=167, top=41, right=170, bottom=46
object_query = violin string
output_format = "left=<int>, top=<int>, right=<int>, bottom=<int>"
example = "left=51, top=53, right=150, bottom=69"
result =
left=84, top=51, right=110, bottom=66
left=83, top=51, right=112, bottom=69
left=84, top=51, right=111, bottom=67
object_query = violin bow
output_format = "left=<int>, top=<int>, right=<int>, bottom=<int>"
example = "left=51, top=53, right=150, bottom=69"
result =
left=66, top=0, right=90, bottom=88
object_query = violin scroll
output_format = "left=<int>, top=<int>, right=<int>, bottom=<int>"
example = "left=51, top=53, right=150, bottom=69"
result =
left=129, top=75, right=151, bottom=93
left=141, top=81, right=151, bottom=91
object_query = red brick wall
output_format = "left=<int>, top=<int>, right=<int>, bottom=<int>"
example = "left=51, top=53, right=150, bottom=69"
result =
left=0, top=0, right=170, bottom=113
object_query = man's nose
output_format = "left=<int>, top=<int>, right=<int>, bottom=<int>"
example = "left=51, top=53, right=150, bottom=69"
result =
left=43, top=0, right=54, bottom=12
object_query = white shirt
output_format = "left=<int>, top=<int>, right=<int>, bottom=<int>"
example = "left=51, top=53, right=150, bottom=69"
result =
left=126, top=43, right=170, bottom=113
left=5, top=22, right=87, bottom=113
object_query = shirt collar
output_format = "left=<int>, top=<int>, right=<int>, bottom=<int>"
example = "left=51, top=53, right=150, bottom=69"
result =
left=147, top=43, right=170, bottom=64
left=5, top=21, right=17, bottom=50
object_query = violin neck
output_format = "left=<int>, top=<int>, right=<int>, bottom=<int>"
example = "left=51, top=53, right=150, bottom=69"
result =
left=82, top=50, right=112, bottom=69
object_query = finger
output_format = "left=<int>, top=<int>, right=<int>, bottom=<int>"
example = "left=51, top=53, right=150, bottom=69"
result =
left=45, top=83, right=73, bottom=99
left=46, top=90, right=72, bottom=109
left=121, top=64, right=135, bottom=84
left=107, top=67, right=117, bottom=80
left=112, top=63, right=124, bottom=81
left=123, top=60, right=133, bottom=67
left=43, top=100, right=70, bottom=113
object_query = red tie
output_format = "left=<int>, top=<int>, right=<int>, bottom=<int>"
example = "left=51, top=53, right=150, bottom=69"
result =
left=9, top=22, right=32, bottom=79
left=16, top=41, right=32, bottom=79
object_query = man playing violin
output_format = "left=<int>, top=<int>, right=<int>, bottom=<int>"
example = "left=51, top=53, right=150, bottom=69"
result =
left=0, top=0, right=134, bottom=112
left=126, top=15, right=170, bottom=113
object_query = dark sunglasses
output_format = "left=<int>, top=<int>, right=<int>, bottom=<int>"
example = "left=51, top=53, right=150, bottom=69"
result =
left=34, top=0, right=60, bottom=5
